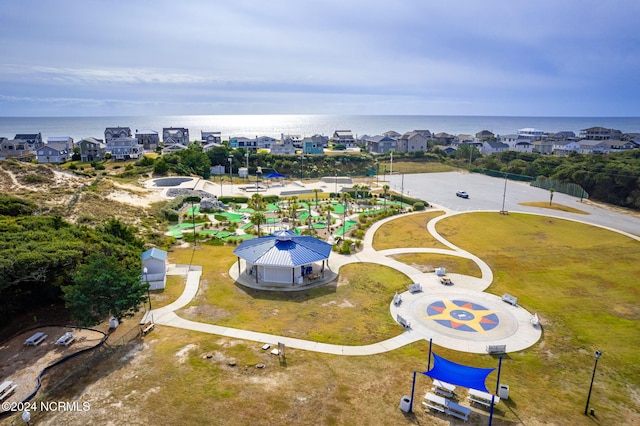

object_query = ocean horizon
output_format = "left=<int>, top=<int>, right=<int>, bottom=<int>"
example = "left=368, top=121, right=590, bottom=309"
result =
left=1, top=114, right=639, bottom=143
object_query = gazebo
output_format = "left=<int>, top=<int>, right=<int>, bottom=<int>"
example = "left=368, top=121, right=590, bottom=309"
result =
left=233, top=230, right=333, bottom=287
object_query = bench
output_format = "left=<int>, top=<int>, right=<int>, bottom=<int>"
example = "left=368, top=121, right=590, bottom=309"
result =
left=445, top=407, right=469, bottom=421
left=422, top=401, right=445, bottom=413
left=393, top=292, right=402, bottom=306
left=486, top=344, right=507, bottom=354
left=24, top=332, right=47, bottom=346
left=140, top=321, right=155, bottom=336
left=468, top=389, right=500, bottom=408
left=530, top=313, right=539, bottom=327
left=502, top=293, right=518, bottom=306
left=307, top=272, right=319, bottom=280
left=55, top=332, right=75, bottom=346
left=397, top=314, right=411, bottom=329
left=0, top=382, right=17, bottom=402
left=408, top=283, right=422, bottom=293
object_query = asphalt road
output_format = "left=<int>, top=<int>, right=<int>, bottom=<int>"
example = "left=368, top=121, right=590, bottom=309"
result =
left=387, top=172, right=640, bottom=236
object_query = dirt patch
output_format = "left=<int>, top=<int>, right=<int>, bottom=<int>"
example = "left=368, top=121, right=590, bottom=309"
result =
left=0, top=326, right=105, bottom=410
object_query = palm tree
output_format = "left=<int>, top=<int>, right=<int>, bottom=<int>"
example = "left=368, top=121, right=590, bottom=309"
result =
left=340, top=192, right=352, bottom=237
left=248, top=193, right=265, bottom=212
left=250, top=211, right=266, bottom=237
left=323, top=203, right=334, bottom=233
left=312, top=188, right=320, bottom=210
left=382, top=185, right=390, bottom=209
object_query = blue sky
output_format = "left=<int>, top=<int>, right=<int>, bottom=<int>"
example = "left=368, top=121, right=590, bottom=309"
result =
left=0, top=0, right=638, bottom=117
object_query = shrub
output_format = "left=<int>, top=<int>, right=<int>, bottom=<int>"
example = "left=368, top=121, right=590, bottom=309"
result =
left=413, top=202, right=426, bottom=211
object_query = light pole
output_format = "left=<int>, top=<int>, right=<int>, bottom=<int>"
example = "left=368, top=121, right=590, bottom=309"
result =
left=143, top=267, right=152, bottom=311
left=245, top=152, right=249, bottom=180
left=584, top=350, right=602, bottom=415
left=228, top=156, right=233, bottom=193
left=501, top=173, right=508, bottom=214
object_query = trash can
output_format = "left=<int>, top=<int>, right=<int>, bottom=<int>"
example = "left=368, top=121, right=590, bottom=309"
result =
left=498, top=384, right=509, bottom=400
left=399, top=396, right=411, bottom=413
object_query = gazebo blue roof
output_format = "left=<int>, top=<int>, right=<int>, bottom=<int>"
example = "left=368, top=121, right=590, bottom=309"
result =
left=233, top=230, right=332, bottom=267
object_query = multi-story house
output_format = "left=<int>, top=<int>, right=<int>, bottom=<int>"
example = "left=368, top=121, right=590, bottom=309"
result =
left=107, top=137, right=140, bottom=160
left=331, top=130, right=356, bottom=148
left=135, top=129, right=159, bottom=151
left=78, top=137, right=106, bottom=162
left=532, top=140, right=554, bottom=154
left=105, top=127, right=132, bottom=142
left=432, top=132, right=455, bottom=145
left=360, top=135, right=397, bottom=154
left=270, top=137, right=296, bottom=155
left=36, top=139, right=72, bottom=163
left=302, top=135, right=326, bottom=154
left=579, top=126, right=623, bottom=140
left=163, top=127, right=189, bottom=145
left=15, top=133, right=44, bottom=149
left=475, top=130, right=496, bottom=142
left=397, top=131, right=428, bottom=153
left=481, top=140, right=509, bottom=155
left=0, top=137, right=37, bottom=161
left=201, top=131, right=222, bottom=145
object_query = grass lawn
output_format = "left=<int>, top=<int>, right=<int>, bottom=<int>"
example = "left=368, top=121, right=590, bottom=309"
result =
left=389, top=252, right=483, bottom=278
left=373, top=211, right=447, bottom=250
left=519, top=201, right=589, bottom=214
left=34, top=210, right=640, bottom=425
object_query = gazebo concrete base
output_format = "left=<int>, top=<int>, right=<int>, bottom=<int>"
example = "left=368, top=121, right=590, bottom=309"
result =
left=230, top=262, right=338, bottom=292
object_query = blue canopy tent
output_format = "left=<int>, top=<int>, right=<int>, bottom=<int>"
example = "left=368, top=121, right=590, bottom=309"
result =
left=265, top=172, right=285, bottom=179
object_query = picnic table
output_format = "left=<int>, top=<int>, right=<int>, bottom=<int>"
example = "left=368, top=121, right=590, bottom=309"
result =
left=55, top=332, right=75, bottom=346
left=432, top=379, right=456, bottom=398
left=0, top=381, right=17, bottom=401
left=468, top=388, right=500, bottom=408
left=24, top=331, right=47, bottom=346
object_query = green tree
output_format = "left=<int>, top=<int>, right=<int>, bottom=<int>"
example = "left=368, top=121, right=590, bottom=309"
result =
left=62, top=252, right=148, bottom=326
left=153, top=157, right=169, bottom=175
left=250, top=211, right=266, bottom=236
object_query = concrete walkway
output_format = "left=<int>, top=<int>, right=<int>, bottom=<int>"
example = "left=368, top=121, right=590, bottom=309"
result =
left=145, top=201, right=545, bottom=355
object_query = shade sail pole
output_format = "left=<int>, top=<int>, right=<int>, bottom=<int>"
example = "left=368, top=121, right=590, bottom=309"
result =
left=428, top=338, right=433, bottom=370
left=409, top=370, right=417, bottom=413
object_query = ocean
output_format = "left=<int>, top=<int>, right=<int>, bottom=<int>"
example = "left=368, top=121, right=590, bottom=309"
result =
left=0, top=115, right=639, bottom=142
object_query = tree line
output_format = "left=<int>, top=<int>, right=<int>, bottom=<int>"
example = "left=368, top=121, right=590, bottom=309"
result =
left=0, top=195, right=148, bottom=327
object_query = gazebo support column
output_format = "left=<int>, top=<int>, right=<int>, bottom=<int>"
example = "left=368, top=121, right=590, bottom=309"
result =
left=238, top=257, right=241, bottom=276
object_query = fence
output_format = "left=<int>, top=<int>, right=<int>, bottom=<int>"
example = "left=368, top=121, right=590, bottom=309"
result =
left=531, top=177, right=589, bottom=199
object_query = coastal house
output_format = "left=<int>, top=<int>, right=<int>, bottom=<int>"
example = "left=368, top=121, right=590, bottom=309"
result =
left=163, top=127, right=190, bottom=145
left=360, top=135, right=397, bottom=154
left=579, top=126, right=622, bottom=140
left=281, top=134, right=304, bottom=148
left=383, top=130, right=402, bottom=139
left=106, top=137, right=141, bottom=160
left=0, top=137, right=37, bottom=161
left=36, top=141, right=71, bottom=163
left=135, top=129, right=159, bottom=151
left=550, top=131, right=577, bottom=141
left=78, top=137, right=106, bottom=162
left=230, top=136, right=275, bottom=151
left=201, top=131, right=222, bottom=145
left=302, top=135, right=325, bottom=154
left=105, top=127, right=132, bottom=141
left=532, top=140, right=554, bottom=154
left=271, top=136, right=296, bottom=155
left=553, top=141, right=580, bottom=156
left=15, top=133, right=44, bottom=149
left=481, top=140, right=509, bottom=155
left=257, top=136, right=276, bottom=150
left=433, top=145, right=457, bottom=155
left=162, top=143, right=189, bottom=154
left=475, top=130, right=496, bottom=142
left=456, top=134, right=474, bottom=144
left=517, top=128, right=547, bottom=142
left=331, top=130, right=356, bottom=148
left=397, top=131, right=428, bottom=153
left=141, top=248, right=167, bottom=290
left=432, top=132, right=455, bottom=145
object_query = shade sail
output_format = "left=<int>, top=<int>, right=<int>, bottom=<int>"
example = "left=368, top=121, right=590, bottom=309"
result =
left=422, top=353, right=495, bottom=393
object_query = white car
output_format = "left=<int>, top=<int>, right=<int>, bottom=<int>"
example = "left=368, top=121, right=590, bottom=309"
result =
left=456, top=190, right=469, bottom=199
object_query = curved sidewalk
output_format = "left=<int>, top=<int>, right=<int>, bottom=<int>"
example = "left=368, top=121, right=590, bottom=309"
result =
left=145, top=206, right=545, bottom=355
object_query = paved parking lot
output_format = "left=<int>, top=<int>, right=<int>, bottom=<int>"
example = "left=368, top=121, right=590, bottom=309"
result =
left=387, top=172, right=640, bottom=236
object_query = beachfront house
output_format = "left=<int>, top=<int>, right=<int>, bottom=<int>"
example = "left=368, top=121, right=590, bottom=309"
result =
left=397, top=131, right=428, bottom=153
left=107, top=137, right=141, bottom=160
left=15, top=133, right=44, bottom=149
left=0, top=137, right=37, bottom=161
left=360, top=135, right=397, bottom=154
left=302, top=135, right=325, bottom=154
left=36, top=140, right=72, bottom=163
left=201, top=131, right=222, bottom=145
left=432, top=132, right=455, bottom=145
left=553, top=140, right=580, bottom=156
left=331, top=130, right=356, bottom=149
left=532, top=140, right=554, bottom=154
left=105, top=127, right=132, bottom=141
left=135, top=129, right=159, bottom=151
left=475, top=130, right=496, bottom=142
left=78, top=137, right=106, bottom=162
left=271, top=136, right=296, bottom=155
left=163, top=127, right=190, bottom=146
left=579, top=126, right=623, bottom=140
left=481, top=140, right=509, bottom=155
